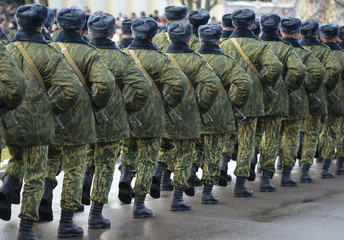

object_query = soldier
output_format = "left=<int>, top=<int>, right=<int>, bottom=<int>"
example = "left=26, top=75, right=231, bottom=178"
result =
left=258, top=14, right=306, bottom=191
left=118, top=17, right=187, bottom=217
left=83, top=13, right=150, bottom=225
left=220, top=13, right=234, bottom=42
left=300, top=19, right=341, bottom=179
left=0, top=4, right=81, bottom=239
left=187, top=8, right=210, bottom=50
left=280, top=17, right=324, bottom=183
left=251, top=18, right=261, bottom=37
left=220, top=8, right=282, bottom=197
left=197, top=24, right=252, bottom=200
left=46, top=7, right=114, bottom=238
left=317, top=24, right=344, bottom=177
left=337, top=26, right=344, bottom=174
left=118, top=19, right=134, bottom=49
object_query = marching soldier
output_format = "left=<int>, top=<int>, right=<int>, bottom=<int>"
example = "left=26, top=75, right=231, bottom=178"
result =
left=220, top=13, right=234, bottom=43
left=220, top=8, right=282, bottom=197
left=251, top=18, right=261, bottom=37
left=337, top=25, right=344, bottom=174
left=187, top=8, right=210, bottom=51
left=118, top=19, right=134, bottom=49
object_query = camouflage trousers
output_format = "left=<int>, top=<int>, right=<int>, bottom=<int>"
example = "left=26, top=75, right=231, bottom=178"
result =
left=337, top=117, right=344, bottom=158
left=300, top=114, right=322, bottom=165
left=222, top=131, right=238, bottom=160
left=280, top=119, right=302, bottom=167
left=192, top=138, right=205, bottom=169
left=87, top=141, right=121, bottom=204
left=255, top=117, right=265, bottom=152
left=5, top=145, right=48, bottom=221
left=46, top=144, right=63, bottom=189
left=260, top=116, right=282, bottom=173
left=319, top=115, right=340, bottom=161
left=119, top=137, right=161, bottom=195
left=158, top=138, right=175, bottom=172
left=234, top=117, right=257, bottom=177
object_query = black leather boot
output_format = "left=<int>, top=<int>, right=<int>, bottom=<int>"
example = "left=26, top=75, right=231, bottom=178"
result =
left=133, top=194, right=152, bottom=218
left=259, top=171, right=276, bottom=192
left=17, top=219, right=41, bottom=240
left=0, top=175, right=18, bottom=221
left=58, top=210, right=83, bottom=238
left=75, top=204, right=84, bottom=212
left=39, top=179, right=53, bottom=221
left=234, top=177, right=253, bottom=197
left=315, top=146, right=322, bottom=163
left=12, top=182, right=22, bottom=205
left=118, top=165, right=132, bottom=204
left=150, top=162, right=164, bottom=199
left=184, top=164, right=197, bottom=196
left=88, top=202, right=111, bottom=229
left=219, top=153, right=230, bottom=187
left=194, top=175, right=202, bottom=187
left=281, top=166, right=297, bottom=187
left=171, top=187, right=191, bottom=211
left=321, top=160, right=334, bottom=178
left=81, top=166, right=95, bottom=206
left=336, top=158, right=344, bottom=175
left=300, top=164, right=313, bottom=183
left=201, top=184, right=219, bottom=204
left=161, top=170, right=173, bottom=191
left=277, top=150, right=283, bottom=170
left=247, top=149, right=258, bottom=181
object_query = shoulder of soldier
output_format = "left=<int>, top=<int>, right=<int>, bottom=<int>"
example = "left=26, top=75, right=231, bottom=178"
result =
left=281, top=40, right=292, bottom=47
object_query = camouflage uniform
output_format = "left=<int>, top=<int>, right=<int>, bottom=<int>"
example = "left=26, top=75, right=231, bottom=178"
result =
left=153, top=30, right=201, bottom=52
left=220, top=28, right=283, bottom=177
left=337, top=117, right=344, bottom=158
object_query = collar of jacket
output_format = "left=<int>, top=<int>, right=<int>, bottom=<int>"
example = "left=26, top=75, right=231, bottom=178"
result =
left=299, top=37, right=321, bottom=46
left=127, top=39, right=157, bottom=50
left=82, top=35, right=90, bottom=44
left=338, top=41, right=344, bottom=49
left=54, top=30, right=89, bottom=45
left=324, top=42, right=343, bottom=50
left=13, top=30, right=48, bottom=44
left=192, top=28, right=199, bottom=37
left=260, top=31, right=282, bottom=42
left=282, top=37, right=303, bottom=48
left=198, top=43, right=225, bottom=55
left=222, top=30, right=233, bottom=39
left=165, top=41, right=194, bottom=53
left=119, top=38, right=133, bottom=49
left=230, top=28, right=257, bottom=39
left=91, top=38, right=119, bottom=50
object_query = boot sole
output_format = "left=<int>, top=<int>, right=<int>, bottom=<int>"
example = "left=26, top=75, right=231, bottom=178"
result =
left=133, top=214, right=153, bottom=219
left=170, top=207, right=191, bottom=211
left=201, top=200, right=219, bottom=204
left=281, top=183, right=297, bottom=187
left=259, top=188, right=276, bottom=192
left=234, top=194, right=253, bottom=197
left=118, top=181, right=132, bottom=204
left=321, top=176, right=334, bottom=179
left=0, top=194, right=11, bottom=221
left=58, top=232, right=83, bottom=238
left=300, top=179, right=313, bottom=183
left=88, top=223, right=111, bottom=229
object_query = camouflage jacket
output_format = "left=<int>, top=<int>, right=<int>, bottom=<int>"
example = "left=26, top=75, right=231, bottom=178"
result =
left=52, top=30, right=114, bottom=145
left=125, top=39, right=187, bottom=138
left=300, top=37, right=342, bottom=115
left=198, top=43, right=252, bottom=134
left=220, top=28, right=283, bottom=117
left=260, top=34, right=306, bottom=117
left=220, top=30, right=233, bottom=44
left=90, top=38, right=150, bottom=142
left=153, top=30, right=201, bottom=52
left=5, top=30, right=80, bottom=146
left=189, top=33, right=201, bottom=51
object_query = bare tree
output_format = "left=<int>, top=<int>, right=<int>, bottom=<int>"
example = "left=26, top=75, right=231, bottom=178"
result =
left=181, top=0, right=219, bottom=11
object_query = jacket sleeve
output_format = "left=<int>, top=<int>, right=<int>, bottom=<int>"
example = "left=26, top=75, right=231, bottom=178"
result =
left=0, top=45, right=26, bottom=110
left=323, top=50, right=342, bottom=91
left=303, top=51, right=325, bottom=93
left=259, top=45, right=283, bottom=87
left=284, top=49, right=306, bottom=90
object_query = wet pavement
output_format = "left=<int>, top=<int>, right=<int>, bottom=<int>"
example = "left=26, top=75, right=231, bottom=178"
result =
left=0, top=159, right=343, bottom=240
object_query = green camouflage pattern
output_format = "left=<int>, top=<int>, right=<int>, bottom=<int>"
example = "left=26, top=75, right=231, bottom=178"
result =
left=153, top=31, right=201, bottom=52
left=319, top=115, right=340, bottom=161
left=158, top=137, right=175, bottom=170
left=123, top=49, right=187, bottom=138
left=189, top=33, right=201, bottom=51
left=220, top=37, right=283, bottom=117
left=222, top=131, right=237, bottom=157
left=50, top=41, right=114, bottom=145
left=90, top=141, right=121, bottom=204
left=280, top=119, right=302, bottom=167
left=164, top=52, right=218, bottom=139
left=119, top=137, right=138, bottom=178
left=60, top=144, right=87, bottom=210
left=46, top=144, right=62, bottom=189
left=95, top=48, right=150, bottom=142
left=337, top=117, right=344, bottom=158
left=234, top=117, right=257, bottom=177
left=7, top=29, right=18, bottom=40
left=255, top=117, right=264, bottom=151
left=86, top=142, right=95, bottom=167
left=5, top=41, right=79, bottom=146
left=200, top=53, right=252, bottom=134
left=259, top=116, right=282, bottom=173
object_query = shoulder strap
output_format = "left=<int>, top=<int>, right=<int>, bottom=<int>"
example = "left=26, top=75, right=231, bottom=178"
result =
left=165, top=32, right=171, bottom=43
left=230, top=38, right=259, bottom=76
left=128, top=49, right=161, bottom=95
left=13, top=41, right=46, bottom=92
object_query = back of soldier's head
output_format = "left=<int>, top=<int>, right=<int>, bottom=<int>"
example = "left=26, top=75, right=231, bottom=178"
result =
left=131, top=17, right=158, bottom=40
left=57, top=7, right=86, bottom=31
left=280, top=17, right=301, bottom=37
left=168, top=20, right=192, bottom=43
left=44, top=8, right=55, bottom=29
left=199, top=24, right=223, bottom=43
left=231, top=8, right=255, bottom=28
left=339, top=26, right=344, bottom=41
left=260, top=13, right=281, bottom=32
left=300, top=19, right=319, bottom=37
left=16, top=4, right=48, bottom=31
left=222, top=13, right=233, bottom=29
left=165, top=5, right=187, bottom=22
left=121, top=19, right=133, bottom=36
left=88, top=13, right=116, bottom=39
left=251, top=18, right=261, bottom=36
left=319, top=23, right=339, bottom=40
left=188, top=8, right=210, bottom=28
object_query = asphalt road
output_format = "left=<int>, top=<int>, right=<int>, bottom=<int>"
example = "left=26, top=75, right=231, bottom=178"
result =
left=0, top=159, right=343, bottom=240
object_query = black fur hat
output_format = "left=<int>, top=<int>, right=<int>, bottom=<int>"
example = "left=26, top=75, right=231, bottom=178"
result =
left=44, top=8, right=55, bottom=28
left=165, top=5, right=187, bottom=21
left=232, top=8, right=255, bottom=28
left=188, top=8, right=210, bottom=28
left=319, top=23, right=339, bottom=39
left=57, top=7, right=86, bottom=31
left=168, top=20, right=192, bottom=42
left=16, top=4, right=48, bottom=30
left=339, top=26, right=344, bottom=40
left=251, top=18, right=261, bottom=36
left=82, top=14, right=91, bottom=31
left=260, top=13, right=280, bottom=32
left=281, top=17, right=301, bottom=34
left=121, top=19, right=133, bottom=34
left=300, top=19, right=319, bottom=37
left=131, top=17, right=158, bottom=40
left=222, top=13, right=233, bottom=28
left=199, top=23, right=222, bottom=43
left=88, top=13, right=116, bottom=39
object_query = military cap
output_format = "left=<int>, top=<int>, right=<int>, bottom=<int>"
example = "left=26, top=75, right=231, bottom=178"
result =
left=319, top=23, right=339, bottom=39
left=44, top=8, right=55, bottom=28
left=121, top=19, right=133, bottom=34
left=165, top=5, right=187, bottom=21
left=199, top=23, right=222, bottom=43
left=188, top=8, right=210, bottom=27
left=168, top=20, right=192, bottom=42
left=222, top=13, right=234, bottom=28
left=251, top=18, right=261, bottom=36
left=232, top=8, right=255, bottom=28
left=280, top=17, right=301, bottom=34
left=300, top=19, right=319, bottom=37
left=339, top=26, right=344, bottom=40
left=260, top=13, right=280, bottom=32
left=131, top=17, right=158, bottom=40
left=82, top=14, right=91, bottom=31
left=16, top=4, right=48, bottom=30
left=57, top=7, right=86, bottom=31
left=88, top=13, right=116, bottom=39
